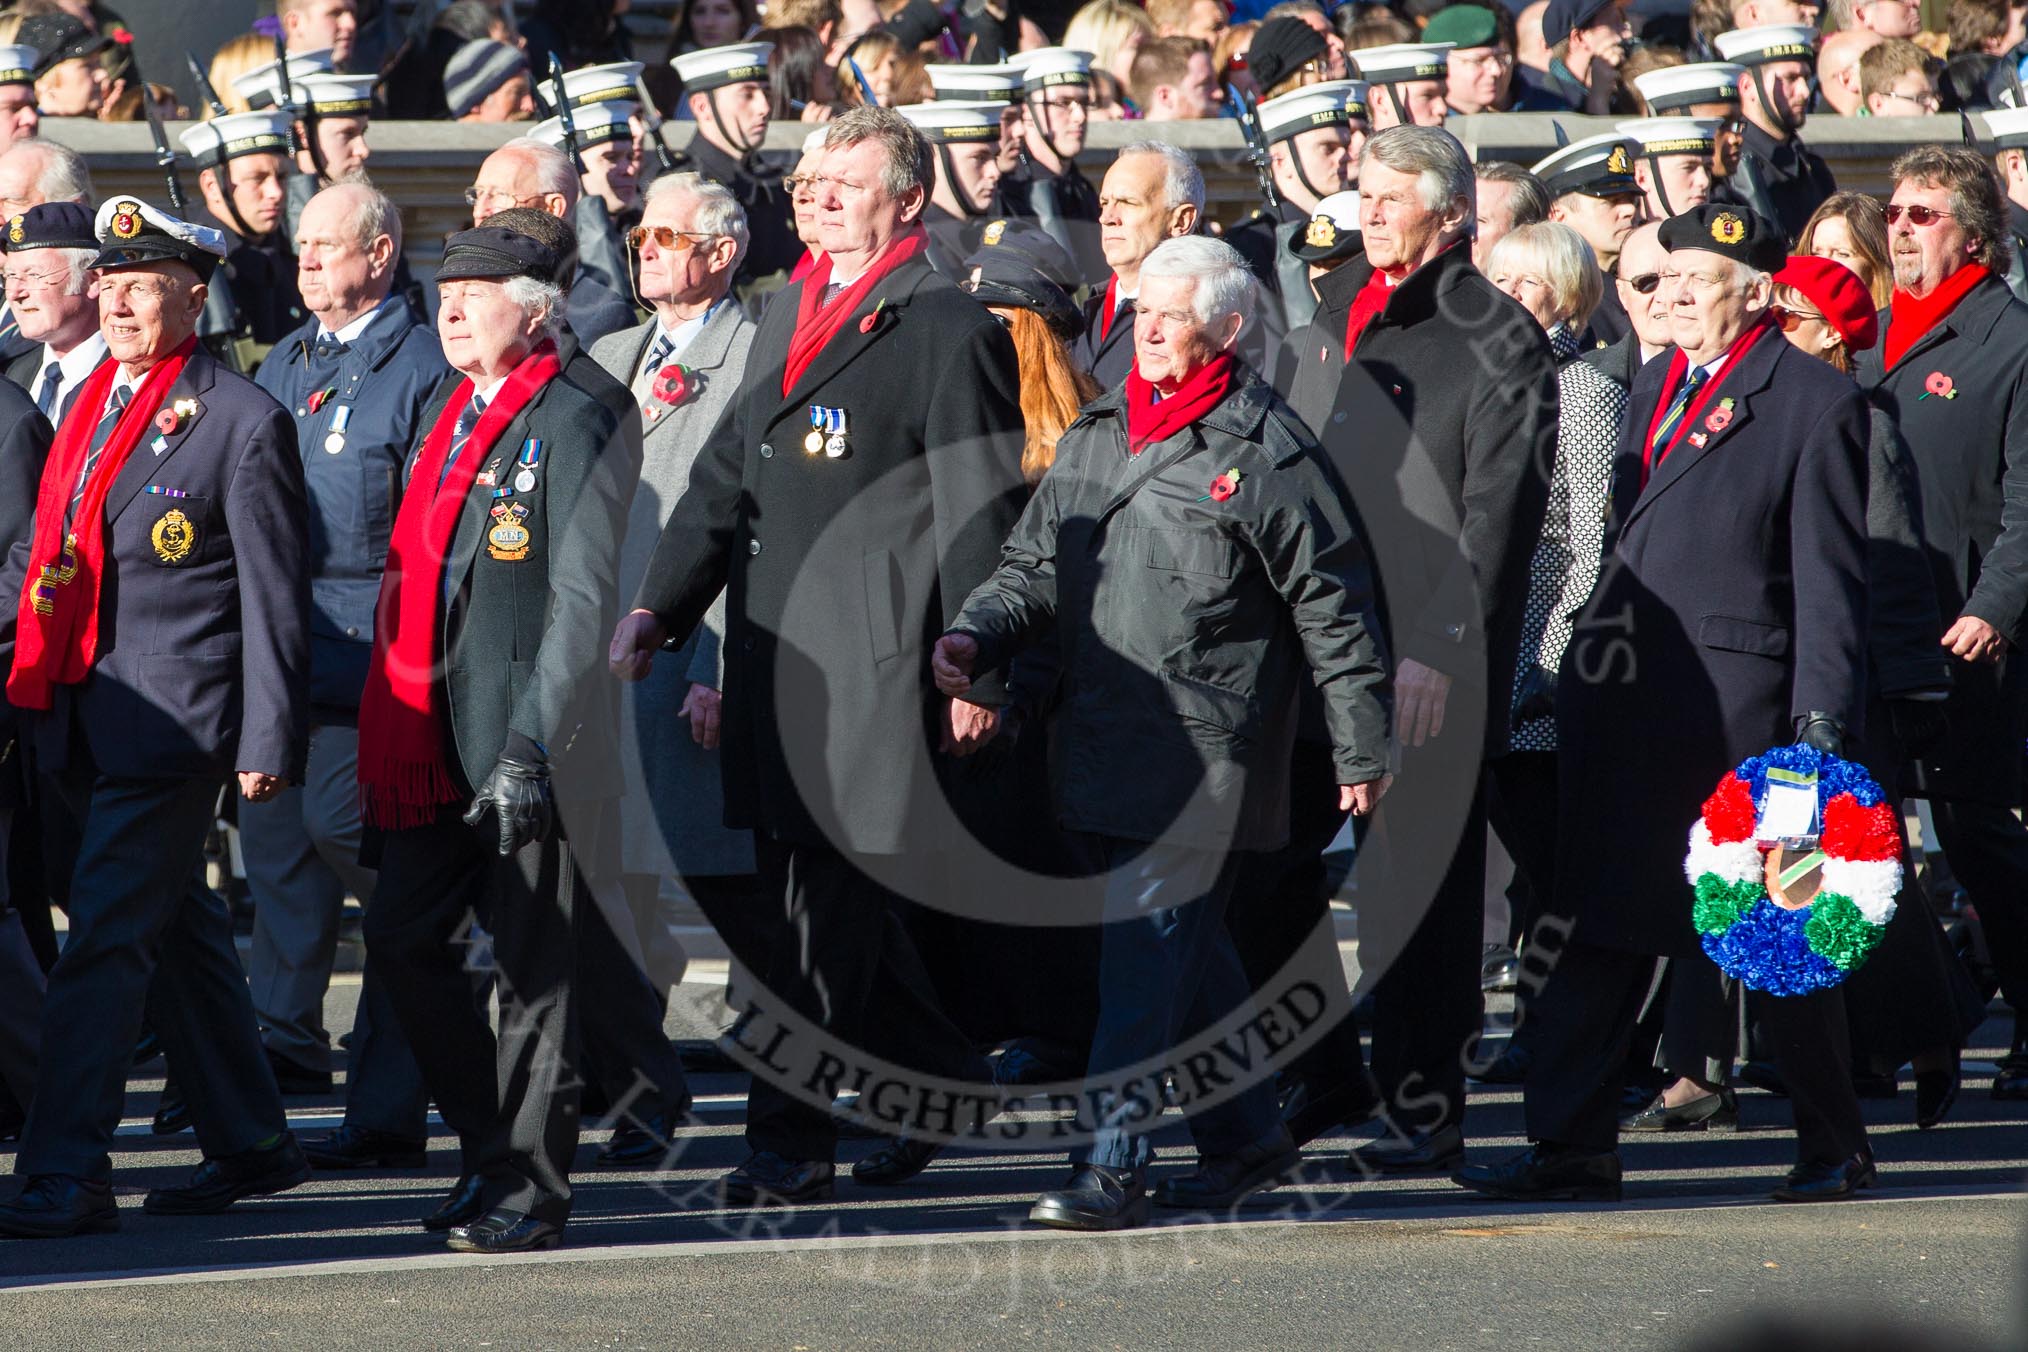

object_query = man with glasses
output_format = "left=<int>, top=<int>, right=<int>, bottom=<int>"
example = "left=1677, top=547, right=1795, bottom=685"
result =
left=1430, top=3, right=1565, bottom=115
left=1858, top=38, right=1942, bottom=115
left=1858, top=146, right=2028, bottom=1106
left=670, top=43, right=801, bottom=296
left=1, top=202, right=103, bottom=415
left=1717, top=24, right=1836, bottom=241
left=468, top=139, right=637, bottom=348
left=999, top=48, right=1105, bottom=285
left=179, top=110, right=304, bottom=369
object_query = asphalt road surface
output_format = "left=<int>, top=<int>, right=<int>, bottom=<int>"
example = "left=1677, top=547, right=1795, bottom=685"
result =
left=1, top=973, right=2022, bottom=1351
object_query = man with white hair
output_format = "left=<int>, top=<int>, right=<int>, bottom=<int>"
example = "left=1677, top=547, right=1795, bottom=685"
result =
left=1075, top=140, right=1204, bottom=389
left=0, top=139, right=89, bottom=222
left=469, top=138, right=637, bottom=346
left=1286, top=124, right=1557, bottom=1175
left=0, top=201, right=102, bottom=415
left=936, top=234, right=1391, bottom=1231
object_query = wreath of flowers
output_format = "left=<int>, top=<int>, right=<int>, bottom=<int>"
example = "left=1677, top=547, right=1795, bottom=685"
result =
left=1685, top=744, right=1901, bottom=996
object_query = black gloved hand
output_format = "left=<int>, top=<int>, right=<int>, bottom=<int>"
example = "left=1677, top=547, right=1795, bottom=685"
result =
left=1795, top=711, right=1845, bottom=757
left=1888, top=696, right=1950, bottom=760
left=462, top=751, right=554, bottom=857
left=1513, top=663, right=1557, bottom=724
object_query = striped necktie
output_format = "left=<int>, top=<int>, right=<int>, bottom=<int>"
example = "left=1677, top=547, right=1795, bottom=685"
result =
left=632, top=332, right=674, bottom=407
left=1648, top=363, right=1710, bottom=456
left=439, top=394, right=486, bottom=488
left=65, top=385, right=130, bottom=532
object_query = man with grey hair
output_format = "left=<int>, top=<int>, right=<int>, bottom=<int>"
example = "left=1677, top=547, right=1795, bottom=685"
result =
left=937, top=233, right=1390, bottom=1230
left=0, top=137, right=89, bottom=220
left=245, top=182, right=446, bottom=1164
left=1, top=200, right=101, bottom=415
left=1074, top=140, right=1205, bottom=388
left=1285, top=123, right=1556, bottom=1174
left=586, top=170, right=759, bottom=1167
left=469, top=139, right=636, bottom=346
left=1473, top=160, right=1550, bottom=272
left=612, top=105, right=1024, bottom=1210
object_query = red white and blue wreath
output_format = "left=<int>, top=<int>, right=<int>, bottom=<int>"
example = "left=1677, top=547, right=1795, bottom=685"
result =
left=1684, top=745, right=1901, bottom=996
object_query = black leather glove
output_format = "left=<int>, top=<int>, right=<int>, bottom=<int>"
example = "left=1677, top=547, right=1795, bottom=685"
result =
left=1794, top=711, right=1845, bottom=756
left=462, top=749, right=554, bottom=857
left=1888, top=696, right=1950, bottom=760
left=1513, top=663, right=1557, bottom=724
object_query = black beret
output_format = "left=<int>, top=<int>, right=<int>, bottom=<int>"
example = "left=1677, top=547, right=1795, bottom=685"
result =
left=6, top=201, right=95, bottom=252
left=1248, top=17, right=1330, bottom=94
left=960, top=219, right=1084, bottom=340
left=1658, top=203, right=1785, bottom=273
left=437, top=225, right=566, bottom=285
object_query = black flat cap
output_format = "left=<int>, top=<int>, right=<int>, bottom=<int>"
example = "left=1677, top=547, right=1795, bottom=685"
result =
left=7, top=201, right=95, bottom=252
left=961, top=219, right=1084, bottom=339
left=1248, top=17, right=1329, bottom=94
left=1658, top=203, right=1785, bottom=272
left=437, top=225, right=565, bottom=284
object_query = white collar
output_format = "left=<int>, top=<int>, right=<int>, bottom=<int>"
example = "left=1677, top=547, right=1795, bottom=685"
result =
left=318, top=300, right=392, bottom=346
left=43, top=332, right=105, bottom=383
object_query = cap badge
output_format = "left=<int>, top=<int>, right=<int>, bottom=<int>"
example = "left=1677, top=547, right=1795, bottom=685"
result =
left=1711, top=212, right=1745, bottom=246
left=5, top=215, right=20, bottom=245
left=1605, top=145, right=1631, bottom=175
left=982, top=219, right=1006, bottom=246
left=110, top=201, right=143, bottom=241
left=1305, top=216, right=1338, bottom=249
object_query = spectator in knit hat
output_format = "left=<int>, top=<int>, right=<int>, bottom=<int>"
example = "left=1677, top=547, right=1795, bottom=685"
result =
left=446, top=39, right=534, bottom=123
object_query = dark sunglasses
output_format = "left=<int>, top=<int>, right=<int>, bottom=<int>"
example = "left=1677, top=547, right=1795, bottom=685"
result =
left=1884, top=204, right=1953, bottom=226
left=1621, top=271, right=1663, bottom=294
left=1769, top=303, right=1824, bottom=332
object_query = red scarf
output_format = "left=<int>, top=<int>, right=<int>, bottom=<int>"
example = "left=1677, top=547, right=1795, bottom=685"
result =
left=1343, top=267, right=1395, bottom=356
left=357, top=343, right=562, bottom=829
left=1883, top=262, right=1990, bottom=371
left=780, top=229, right=926, bottom=396
left=1123, top=352, right=1235, bottom=455
left=1099, top=275, right=1123, bottom=343
left=8, top=341, right=190, bottom=712
left=1639, top=316, right=1774, bottom=485
left=789, top=250, right=819, bottom=284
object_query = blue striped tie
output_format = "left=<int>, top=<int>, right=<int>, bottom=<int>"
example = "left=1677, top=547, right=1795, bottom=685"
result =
left=1649, top=364, right=1710, bottom=456
left=65, top=385, right=130, bottom=532
left=439, top=394, right=486, bottom=488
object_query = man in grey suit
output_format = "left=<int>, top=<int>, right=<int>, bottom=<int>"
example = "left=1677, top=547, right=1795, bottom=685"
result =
left=586, top=172, right=761, bottom=1165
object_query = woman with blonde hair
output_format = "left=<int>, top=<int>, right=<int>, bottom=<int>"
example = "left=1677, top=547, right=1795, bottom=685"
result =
left=1062, top=0, right=1155, bottom=88
left=1799, top=192, right=1894, bottom=308
left=206, top=32, right=272, bottom=117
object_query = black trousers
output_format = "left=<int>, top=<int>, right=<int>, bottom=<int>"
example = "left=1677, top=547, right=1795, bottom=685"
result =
left=745, top=837, right=988, bottom=1162
left=364, top=807, right=581, bottom=1225
left=1927, top=799, right=2028, bottom=1027
left=1225, top=738, right=1361, bottom=1091
left=576, top=887, right=692, bottom=1123
left=19, top=751, right=285, bottom=1180
left=1525, top=937, right=1868, bottom=1166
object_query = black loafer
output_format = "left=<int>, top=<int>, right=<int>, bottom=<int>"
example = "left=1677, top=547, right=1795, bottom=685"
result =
left=0, top=1174, right=119, bottom=1238
left=852, top=1135, right=944, bottom=1186
left=1154, top=1133, right=1299, bottom=1210
left=422, top=1174, right=488, bottom=1232
left=152, top=1086, right=191, bottom=1136
left=1622, top=1088, right=1739, bottom=1133
left=717, top=1152, right=835, bottom=1207
left=595, top=1108, right=689, bottom=1168
left=301, top=1124, right=428, bottom=1170
left=1029, top=1165, right=1150, bottom=1232
left=1915, top=1054, right=1960, bottom=1130
left=143, top=1135, right=311, bottom=1215
left=446, top=1208, right=563, bottom=1253
left=266, top=1051, right=333, bottom=1097
left=1453, top=1144, right=1622, bottom=1202
left=1281, top=1074, right=1380, bottom=1148
left=1771, top=1154, right=1876, bottom=1202
left=1347, top=1124, right=1464, bottom=1175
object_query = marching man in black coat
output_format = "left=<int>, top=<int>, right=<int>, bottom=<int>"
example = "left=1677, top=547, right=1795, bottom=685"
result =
left=359, top=222, right=633, bottom=1254
left=1457, top=205, right=1876, bottom=1205
left=0, top=198, right=314, bottom=1237
left=611, top=107, right=1025, bottom=1209
left=937, top=236, right=1391, bottom=1231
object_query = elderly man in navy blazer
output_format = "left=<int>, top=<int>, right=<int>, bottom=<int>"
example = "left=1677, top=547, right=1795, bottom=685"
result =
left=0, top=197, right=313, bottom=1238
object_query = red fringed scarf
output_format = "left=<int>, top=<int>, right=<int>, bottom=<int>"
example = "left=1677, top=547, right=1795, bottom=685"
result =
left=1124, top=352, right=1235, bottom=455
left=780, top=229, right=925, bottom=396
left=1883, top=262, right=1989, bottom=371
left=8, top=340, right=189, bottom=711
left=357, top=343, right=562, bottom=829
left=1639, top=315, right=1774, bottom=485
left=1342, top=267, right=1395, bottom=356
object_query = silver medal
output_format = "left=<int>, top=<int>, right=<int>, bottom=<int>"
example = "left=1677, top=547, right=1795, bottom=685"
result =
left=824, top=433, right=848, bottom=459
left=323, top=432, right=345, bottom=454
left=514, top=468, right=537, bottom=493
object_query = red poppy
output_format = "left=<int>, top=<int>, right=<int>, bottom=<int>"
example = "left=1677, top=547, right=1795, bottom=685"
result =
left=1704, top=407, right=1731, bottom=432
left=153, top=409, right=179, bottom=435
left=859, top=312, right=879, bottom=334
left=651, top=364, right=691, bottom=406
left=1922, top=370, right=1956, bottom=400
left=1208, top=468, right=1242, bottom=502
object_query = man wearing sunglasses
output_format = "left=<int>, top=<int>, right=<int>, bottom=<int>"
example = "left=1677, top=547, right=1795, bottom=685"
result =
left=1858, top=146, right=2028, bottom=1105
left=670, top=43, right=803, bottom=296
left=1716, top=24, right=1836, bottom=243
left=1581, top=219, right=1674, bottom=391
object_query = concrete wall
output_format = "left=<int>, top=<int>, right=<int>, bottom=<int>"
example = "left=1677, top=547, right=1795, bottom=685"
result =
left=38, top=112, right=1963, bottom=284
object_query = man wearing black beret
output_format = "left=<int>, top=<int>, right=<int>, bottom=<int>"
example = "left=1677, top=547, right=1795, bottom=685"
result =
left=1, top=201, right=105, bottom=416
left=1458, top=204, right=1878, bottom=1204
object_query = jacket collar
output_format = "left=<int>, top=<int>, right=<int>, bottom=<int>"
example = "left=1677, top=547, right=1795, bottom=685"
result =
left=1619, top=323, right=1784, bottom=531
left=282, top=295, right=416, bottom=376
left=1082, top=359, right=1272, bottom=439
left=760, top=255, right=937, bottom=426
left=1313, top=240, right=1471, bottom=330
left=106, top=345, right=222, bottom=523
left=1884, top=270, right=2016, bottom=370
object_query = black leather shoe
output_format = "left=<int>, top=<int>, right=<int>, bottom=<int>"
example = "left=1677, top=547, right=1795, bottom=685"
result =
left=1453, top=1144, right=1622, bottom=1202
left=1916, top=1054, right=1960, bottom=1130
left=143, top=1135, right=310, bottom=1215
left=423, top=1174, right=487, bottom=1232
left=1281, top=1074, right=1380, bottom=1148
left=1347, top=1124, right=1464, bottom=1175
left=1028, top=1165, right=1150, bottom=1231
left=445, top=1208, right=563, bottom=1253
left=852, top=1135, right=944, bottom=1186
left=596, top=1109, right=689, bottom=1168
left=716, top=1152, right=835, bottom=1207
left=152, top=1086, right=190, bottom=1136
left=1469, top=1044, right=1532, bottom=1085
left=1622, top=1088, right=1739, bottom=1133
left=302, top=1124, right=428, bottom=1170
left=1771, top=1154, right=1876, bottom=1202
left=266, top=1051, right=333, bottom=1097
left=0, top=1174, right=119, bottom=1238
left=1990, top=1053, right=2028, bottom=1101
left=1154, top=1133, right=1299, bottom=1209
